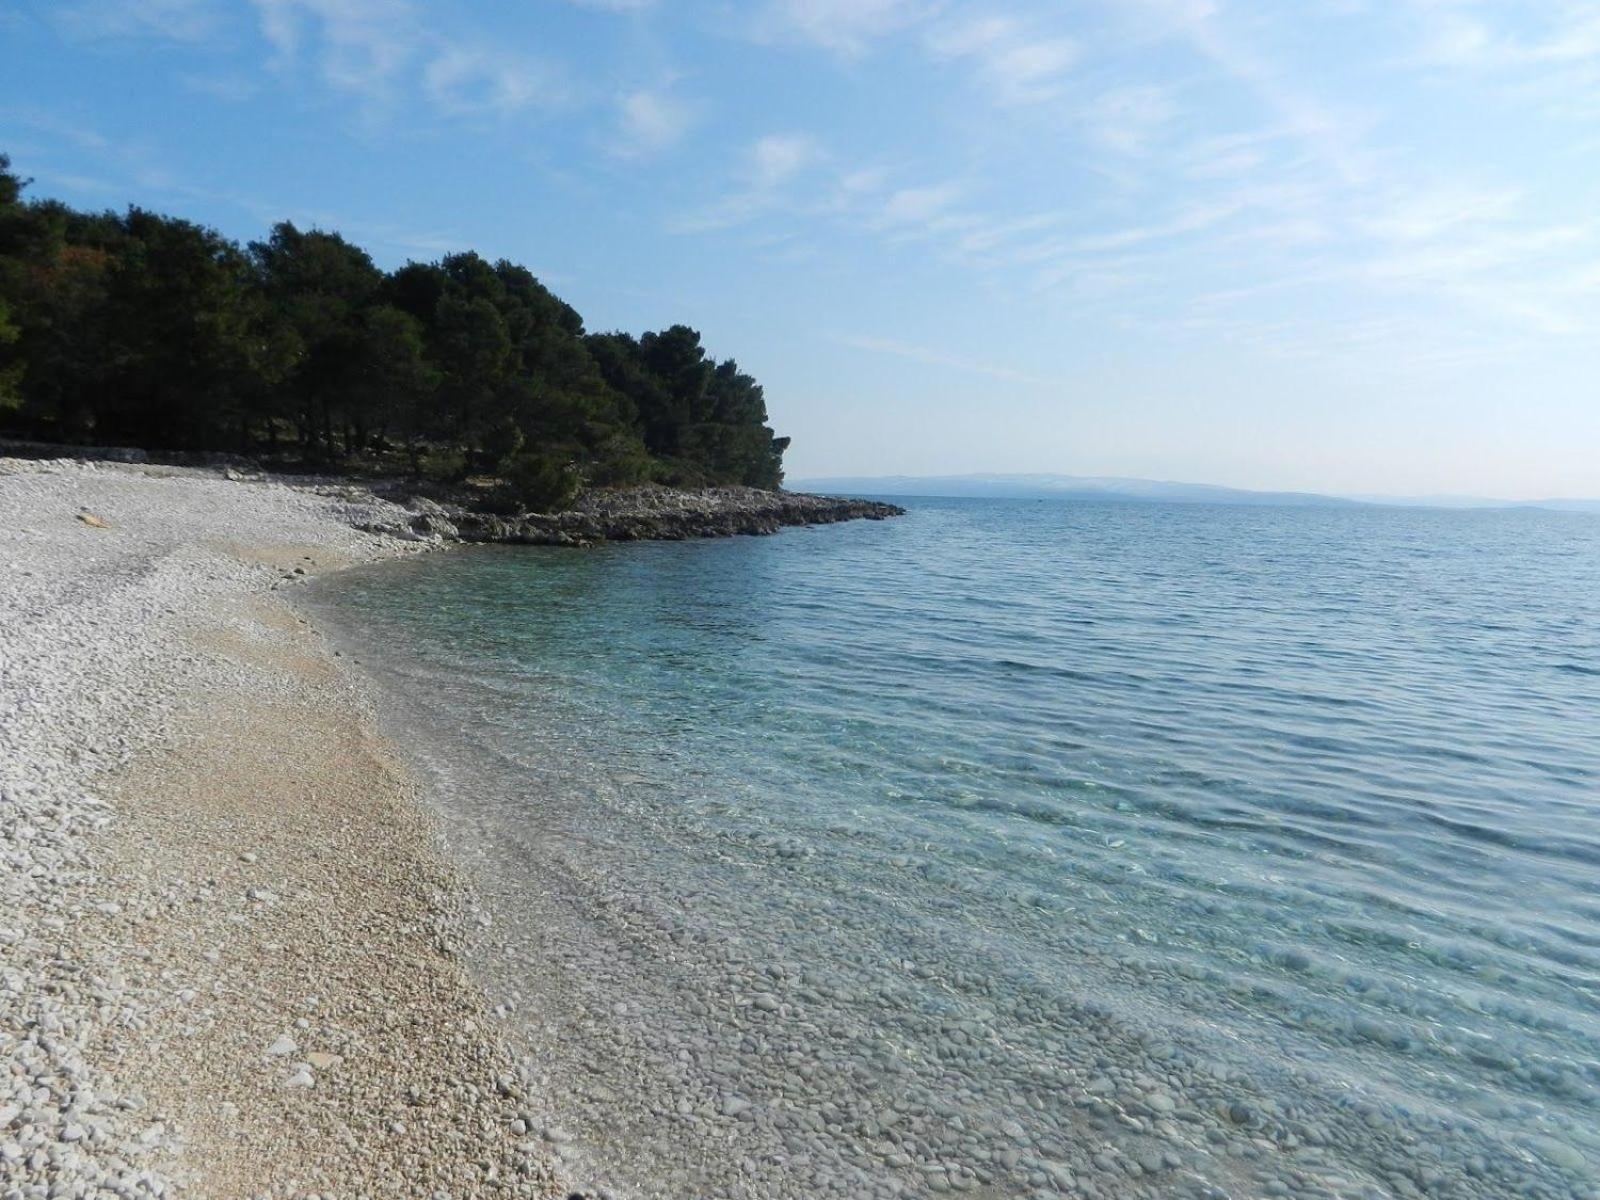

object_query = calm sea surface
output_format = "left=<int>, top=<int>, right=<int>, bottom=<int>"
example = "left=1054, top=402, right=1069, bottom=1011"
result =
left=312, top=499, right=1600, bottom=1200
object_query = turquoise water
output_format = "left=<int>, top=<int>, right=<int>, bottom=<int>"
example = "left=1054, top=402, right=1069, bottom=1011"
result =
left=314, top=499, right=1600, bottom=1200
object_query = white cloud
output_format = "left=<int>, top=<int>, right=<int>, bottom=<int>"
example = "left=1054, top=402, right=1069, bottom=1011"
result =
left=1186, top=17, right=1376, bottom=186
left=250, top=0, right=415, bottom=104
left=1080, top=200, right=1244, bottom=252
left=833, top=334, right=1060, bottom=387
left=1177, top=130, right=1275, bottom=180
left=54, top=0, right=220, bottom=42
left=925, top=16, right=1078, bottom=104
left=952, top=212, right=1064, bottom=255
left=248, top=0, right=567, bottom=120
left=759, top=1, right=1082, bottom=107
left=878, top=182, right=966, bottom=226
left=1084, top=85, right=1177, bottom=155
left=1403, top=1, right=1600, bottom=117
left=423, top=43, right=564, bottom=118
left=750, top=133, right=823, bottom=189
left=1414, top=10, right=1496, bottom=68
left=0, top=109, right=112, bottom=153
left=755, top=0, right=930, bottom=56
left=672, top=133, right=826, bottom=232
left=180, top=73, right=261, bottom=102
left=668, top=0, right=1600, bottom=368
left=1360, top=186, right=1522, bottom=244
left=1412, top=2, right=1600, bottom=69
left=613, top=89, right=696, bottom=158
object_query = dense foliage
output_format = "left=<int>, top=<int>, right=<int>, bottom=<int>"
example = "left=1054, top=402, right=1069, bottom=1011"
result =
left=0, top=154, right=789, bottom=502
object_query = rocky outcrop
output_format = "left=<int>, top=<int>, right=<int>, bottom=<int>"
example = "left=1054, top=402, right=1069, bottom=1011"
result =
left=0, top=441, right=904, bottom=547
left=409, top=486, right=904, bottom=547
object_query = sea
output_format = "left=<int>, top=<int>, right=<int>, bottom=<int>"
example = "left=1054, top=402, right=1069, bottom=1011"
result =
left=309, top=497, right=1600, bottom=1200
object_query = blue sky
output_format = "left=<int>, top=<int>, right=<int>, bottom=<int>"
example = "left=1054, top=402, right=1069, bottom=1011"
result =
left=4, top=0, right=1599, bottom=497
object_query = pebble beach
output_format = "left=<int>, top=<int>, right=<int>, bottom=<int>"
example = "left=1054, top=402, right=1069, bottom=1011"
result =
left=0, top=458, right=560, bottom=1199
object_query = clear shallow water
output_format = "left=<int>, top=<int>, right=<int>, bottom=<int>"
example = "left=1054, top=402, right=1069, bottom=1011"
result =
left=313, top=499, right=1600, bottom=1200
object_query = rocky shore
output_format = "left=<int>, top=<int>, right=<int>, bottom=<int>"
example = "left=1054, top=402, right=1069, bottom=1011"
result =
left=0, top=440, right=906, bottom=549
left=393, top=486, right=905, bottom=547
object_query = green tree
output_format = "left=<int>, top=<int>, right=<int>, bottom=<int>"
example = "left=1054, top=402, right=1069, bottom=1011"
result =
left=0, top=158, right=50, bottom=418
left=0, top=296, right=20, bottom=413
left=250, top=222, right=384, bottom=455
left=348, top=304, right=437, bottom=460
left=702, top=359, right=786, bottom=487
left=14, top=238, right=116, bottom=437
left=0, top=149, right=793, bottom=493
left=637, top=325, right=713, bottom=456
left=99, top=209, right=271, bottom=448
left=430, top=292, right=509, bottom=459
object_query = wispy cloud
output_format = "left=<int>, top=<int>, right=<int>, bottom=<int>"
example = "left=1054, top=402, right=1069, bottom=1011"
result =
left=664, top=0, right=1600, bottom=367
left=22, top=166, right=124, bottom=195
left=23, top=0, right=1600, bottom=392
left=754, top=0, right=930, bottom=56
left=877, top=182, right=966, bottom=227
left=1083, top=85, right=1178, bottom=155
left=1359, top=206, right=1598, bottom=334
left=249, top=0, right=569, bottom=120
left=179, top=72, right=261, bottom=102
left=251, top=0, right=416, bottom=107
left=924, top=16, right=1079, bottom=104
left=612, top=88, right=696, bottom=158
left=53, top=0, right=221, bottom=43
left=750, top=133, right=823, bottom=188
left=0, top=108, right=113, bottom=153
left=757, top=1, right=1080, bottom=106
left=833, top=334, right=1061, bottom=387
left=1404, top=1, right=1600, bottom=117
left=423, top=43, right=566, bottom=118
left=672, top=132, right=825, bottom=231
left=1177, top=7, right=1377, bottom=187
left=1411, top=2, right=1600, bottom=71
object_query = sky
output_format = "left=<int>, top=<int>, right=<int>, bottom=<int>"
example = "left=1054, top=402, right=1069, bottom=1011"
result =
left=3, top=0, right=1599, bottom=498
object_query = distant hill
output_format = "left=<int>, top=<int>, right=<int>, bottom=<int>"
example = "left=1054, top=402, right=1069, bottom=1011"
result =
left=1518, top=499, right=1600, bottom=513
left=1347, top=493, right=1600, bottom=513
left=793, top=473, right=1600, bottom=513
left=792, top=473, right=1365, bottom=508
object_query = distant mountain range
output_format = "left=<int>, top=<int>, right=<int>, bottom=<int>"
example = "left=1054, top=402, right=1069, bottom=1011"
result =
left=792, top=473, right=1600, bottom=513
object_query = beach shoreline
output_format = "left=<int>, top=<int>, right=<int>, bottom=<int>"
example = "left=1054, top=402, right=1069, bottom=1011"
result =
left=0, top=440, right=906, bottom=548
left=0, top=458, right=564, bottom=1198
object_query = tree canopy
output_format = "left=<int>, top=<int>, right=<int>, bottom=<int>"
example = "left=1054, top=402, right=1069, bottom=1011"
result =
left=0, top=153, right=789, bottom=498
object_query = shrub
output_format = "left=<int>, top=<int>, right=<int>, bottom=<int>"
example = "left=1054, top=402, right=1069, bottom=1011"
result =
left=501, top=450, right=580, bottom=512
left=419, top=446, right=468, bottom=482
left=479, top=414, right=525, bottom=470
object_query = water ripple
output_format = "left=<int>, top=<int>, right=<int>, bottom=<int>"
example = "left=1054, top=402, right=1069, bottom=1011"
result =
left=314, top=498, right=1600, bottom=1200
